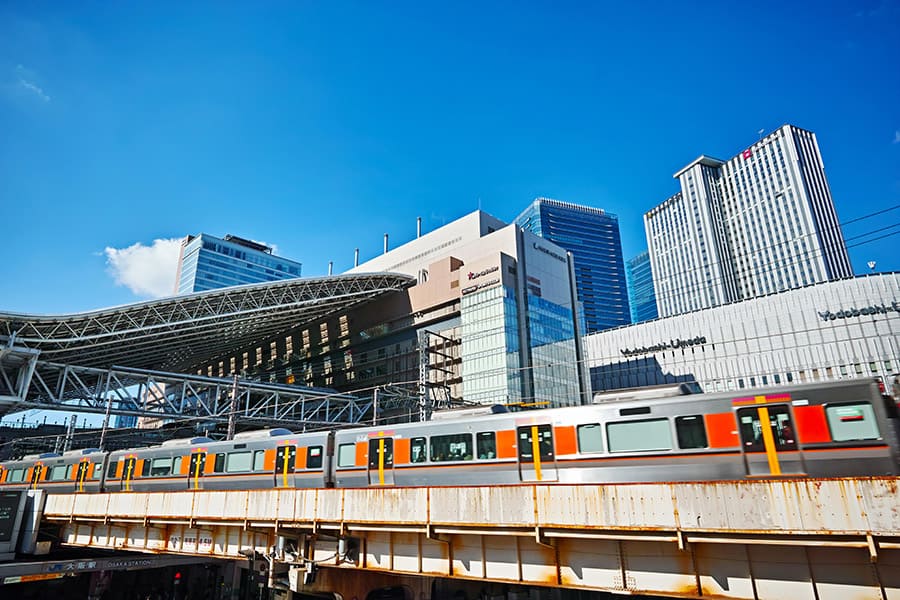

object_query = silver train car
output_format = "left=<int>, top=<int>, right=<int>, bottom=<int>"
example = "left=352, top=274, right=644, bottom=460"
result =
left=1, top=379, right=897, bottom=493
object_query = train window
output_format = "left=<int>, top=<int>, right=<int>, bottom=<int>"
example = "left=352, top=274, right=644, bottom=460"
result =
left=476, top=432, right=496, bottom=459
left=150, top=457, right=173, bottom=477
left=430, top=434, right=473, bottom=462
left=94, top=463, right=103, bottom=475
left=337, top=444, right=356, bottom=468
left=253, top=451, right=265, bottom=471
left=226, top=451, right=253, bottom=473
left=675, top=416, right=708, bottom=449
left=410, top=437, right=427, bottom=463
left=737, top=406, right=796, bottom=451
left=8, top=469, right=25, bottom=483
left=576, top=424, right=604, bottom=453
left=173, top=457, right=182, bottom=474
left=825, top=403, right=880, bottom=441
left=107, top=461, right=118, bottom=479
left=213, top=453, right=226, bottom=473
left=49, top=465, right=69, bottom=481
left=141, top=460, right=151, bottom=477
left=307, top=446, right=323, bottom=469
left=606, top=419, right=673, bottom=453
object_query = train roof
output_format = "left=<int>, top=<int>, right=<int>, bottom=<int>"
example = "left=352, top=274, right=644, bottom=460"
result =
left=232, top=428, right=293, bottom=439
left=337, top=378, right=880, bottom=436
left=62, top=447, right=101, bottom=456
left=160, top=436, right=215, bottom=447
left=22, top=452, right=62, bottom=460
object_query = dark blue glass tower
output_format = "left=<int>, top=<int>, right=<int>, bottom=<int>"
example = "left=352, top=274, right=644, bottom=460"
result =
left=626, top=251, right=658, bottom=323
left=515, top=198, right=630, bottom=333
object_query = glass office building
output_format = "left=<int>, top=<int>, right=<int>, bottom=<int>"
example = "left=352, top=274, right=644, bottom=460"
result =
left=516, top=198, right=630, bottom=333
left=645, top=124, right=853, bottom=317
left=626, top=251, right=658, bottom=323
left=175, top=233, right=302, bottom=294
left=455, top=228, right=584, bottom=407
left=345, top=211, right=587, bottom=407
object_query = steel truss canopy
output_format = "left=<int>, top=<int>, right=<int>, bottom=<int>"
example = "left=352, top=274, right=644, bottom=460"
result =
left=0, top=273, right=414, bottom=404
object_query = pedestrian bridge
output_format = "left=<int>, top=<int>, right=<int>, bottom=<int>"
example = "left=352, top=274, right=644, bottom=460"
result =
left=40, top=478, right=900, bottom=599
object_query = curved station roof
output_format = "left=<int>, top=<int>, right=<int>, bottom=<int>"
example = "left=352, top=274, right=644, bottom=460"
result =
left=1, top=273, right=414, bottom=374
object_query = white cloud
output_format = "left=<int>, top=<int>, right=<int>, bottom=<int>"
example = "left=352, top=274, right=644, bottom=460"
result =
left=894, top=130, right=900, bottom=144
left=104, top=238, right=182, bottom=298
left=251, top=239, right=278, bottom=255
left=18, top=78, right=49, bottom=101
left=10, top=64, right=50, bottom=102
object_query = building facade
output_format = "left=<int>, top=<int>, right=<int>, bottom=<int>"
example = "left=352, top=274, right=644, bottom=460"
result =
left=174, top=233, right=302, bottom=294
left=626, top=251, right=658, bottom=323
left=516, top=198, right=630, bottom=333
left=645, top=124, right=853, bottom=318
left=584, top=273, right=899, bottom=394
left=196, top=211, right=588, bottom=410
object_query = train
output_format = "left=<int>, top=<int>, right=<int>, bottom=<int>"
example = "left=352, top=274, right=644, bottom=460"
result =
left=1, top=378, right=897, bottom=494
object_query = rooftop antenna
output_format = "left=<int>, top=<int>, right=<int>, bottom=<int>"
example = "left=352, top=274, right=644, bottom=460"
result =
left=757, top=128, right=765, bottom=141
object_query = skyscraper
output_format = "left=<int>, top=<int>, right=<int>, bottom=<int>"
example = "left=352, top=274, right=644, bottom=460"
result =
left=175, top=233, right=302, bottom=294
left=516, top=198, right=630, bottom=333
left=626, top=251, right=658, bottom=323
left=645, top=124, right=852, bottom=318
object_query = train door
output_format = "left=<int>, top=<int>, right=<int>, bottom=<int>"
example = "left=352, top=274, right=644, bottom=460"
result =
left=367, top=438, right=394, bottom=486
left=188, top=451, right=207, bottom=490
left=75, top=460, right=91, bottom=493
left=516, top=425, right=558, bottom=482
left=29, top=463, right=44, bottom=489
left=274, top=446, right=296, bottom=488
left=737, top=403, right=804, bottom=476
left=121, top=457, right=138, bottom=491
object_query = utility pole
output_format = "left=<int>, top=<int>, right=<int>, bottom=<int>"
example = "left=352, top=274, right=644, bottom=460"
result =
left=99, top=395, right=113, bottom=451
left=63, top=414, right=76, bottom=452
left=373, top=388, right=382, bottom=426
left=227, top=374, right=239, bottom=440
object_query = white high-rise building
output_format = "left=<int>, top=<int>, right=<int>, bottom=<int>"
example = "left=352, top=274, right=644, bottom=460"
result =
left=645, top=124, right=853, bottom=318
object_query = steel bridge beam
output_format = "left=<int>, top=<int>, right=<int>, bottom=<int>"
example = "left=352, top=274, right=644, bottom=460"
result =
left=1, top=359, right=371, bottom=429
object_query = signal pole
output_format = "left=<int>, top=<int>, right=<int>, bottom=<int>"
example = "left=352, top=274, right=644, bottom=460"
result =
left=227, top=374, right=239, bottom=440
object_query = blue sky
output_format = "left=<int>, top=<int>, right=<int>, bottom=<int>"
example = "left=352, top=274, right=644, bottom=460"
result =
left=1, top=1, right=899, bottom=315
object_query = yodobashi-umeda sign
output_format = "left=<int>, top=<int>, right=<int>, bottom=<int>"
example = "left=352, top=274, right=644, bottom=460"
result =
left=817, top=301, right=899, bottom=321
left=620, top=336, right=707, bottom=357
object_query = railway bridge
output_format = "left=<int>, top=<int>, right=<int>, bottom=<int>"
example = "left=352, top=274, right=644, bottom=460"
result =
left=29, top=477, right=900, bottom=600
